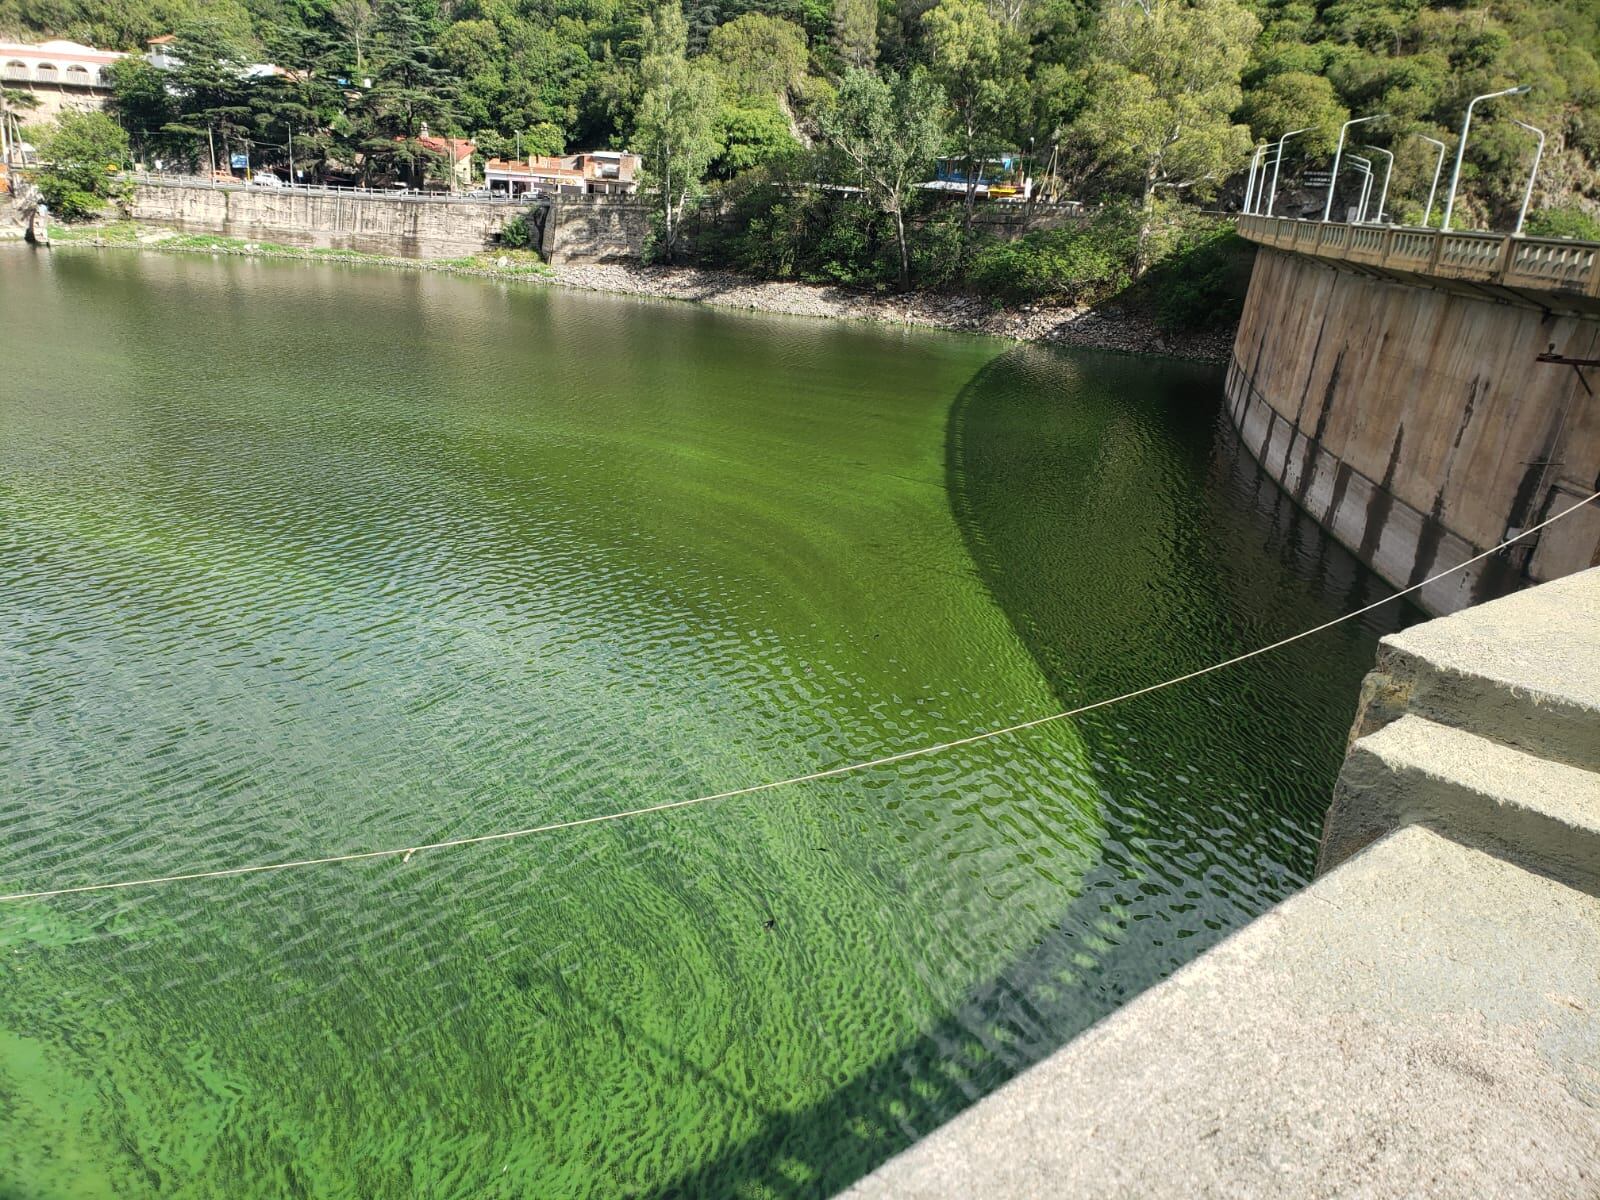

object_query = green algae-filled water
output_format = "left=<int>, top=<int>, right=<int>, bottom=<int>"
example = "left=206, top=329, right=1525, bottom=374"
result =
left=0, top=247, right=1411, bottom=1198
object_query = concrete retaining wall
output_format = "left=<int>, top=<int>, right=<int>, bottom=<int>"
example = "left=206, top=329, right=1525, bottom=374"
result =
left=129, top=183, right=529, bottom=258
left=128, top=183, right=656, bottom=263
left=1227, top=246, right=1600, bottom=613
left=539, top=196, right=653, bottom=264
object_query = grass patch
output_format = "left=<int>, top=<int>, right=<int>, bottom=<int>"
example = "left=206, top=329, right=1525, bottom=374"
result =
left=51, top=222, right=553, bottom=281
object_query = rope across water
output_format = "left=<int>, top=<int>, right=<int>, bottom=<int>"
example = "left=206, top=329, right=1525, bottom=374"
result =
left=4, top=489, right=1596, bottom=904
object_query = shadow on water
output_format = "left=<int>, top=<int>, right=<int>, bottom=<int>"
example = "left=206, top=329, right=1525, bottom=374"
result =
left=652, top=344, right=1423, bottom=1199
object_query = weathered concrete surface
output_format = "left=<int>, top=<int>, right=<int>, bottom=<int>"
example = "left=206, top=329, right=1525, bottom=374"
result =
left=1325, top=715, right=1600, bottom=891
left=128, top=182, right=655, bottom=263
left=842, top=826, right=1600, bottom=1200
left=1226, top=245, right=1600, bottom=614
left=539, top=194, right=653, bottom=264
left=1320, top=565, right=1600, bottom=879
left=1341, top=566, right=1600, bottom=770
left=129, top=182, right=528, bottom=258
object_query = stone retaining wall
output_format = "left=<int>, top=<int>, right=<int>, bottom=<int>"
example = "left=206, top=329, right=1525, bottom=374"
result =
left=129, top=183, right=529, bottom=258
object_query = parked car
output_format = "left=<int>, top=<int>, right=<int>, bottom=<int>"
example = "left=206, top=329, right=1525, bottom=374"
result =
left=249, top=172, right=285, bottom=189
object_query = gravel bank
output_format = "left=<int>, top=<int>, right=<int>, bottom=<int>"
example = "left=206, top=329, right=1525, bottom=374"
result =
left=46, top=220, right=1235, bottom=362
left=549, top=261, right=1235, bottom=362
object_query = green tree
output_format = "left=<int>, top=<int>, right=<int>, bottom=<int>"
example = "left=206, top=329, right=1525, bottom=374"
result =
left=634, top=2, right=722, bottom=258
left=358, top=0, right=458, bottom=184
left=708, top=14, right=808, bottom=102
left=107, top=58, right=172, bottom=166
left=161, top=20, right=255, bottom=175
left=818, top=66, right=946, bottom=288
left=923, top=0, right=1028, bottom=228
left=1238, top=70, right=1348, bottom=158
left=34, top=109, right=129, bottom=219
left=831, top=0, right=877, bottom=70
left=712, top=99, right=799, bottom=176
left=1079, top=0, right=1257, bottom=225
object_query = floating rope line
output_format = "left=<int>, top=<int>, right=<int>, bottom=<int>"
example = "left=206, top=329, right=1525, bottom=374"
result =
left=4, top=489, right=1596, bottom=905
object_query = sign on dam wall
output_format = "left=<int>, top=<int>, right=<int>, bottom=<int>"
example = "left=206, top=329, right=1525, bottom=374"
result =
left=127, top=179, right=652, bottom=263
left=1228, top=216, right=1600, bottom=615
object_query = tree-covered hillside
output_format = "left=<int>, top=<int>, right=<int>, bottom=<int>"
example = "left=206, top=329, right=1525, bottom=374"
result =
left=5, top=0, right=1598, bottom=287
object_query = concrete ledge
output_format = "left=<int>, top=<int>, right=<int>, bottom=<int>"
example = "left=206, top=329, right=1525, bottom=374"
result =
left=840, top=826, right=1600, bottom=1199
left=1349, top=568, right=1600, bottom=773
left=1323, top=715, right=1600, bottom=892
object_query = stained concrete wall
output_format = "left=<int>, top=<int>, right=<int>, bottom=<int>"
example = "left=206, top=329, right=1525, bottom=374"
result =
left=1227, top=246, right=1600, bottom=613
left=129, top=183, right=656, bottom=263
left=129, top=183, right=530, bottom=258
left=539, top=195, right=653, bottom=264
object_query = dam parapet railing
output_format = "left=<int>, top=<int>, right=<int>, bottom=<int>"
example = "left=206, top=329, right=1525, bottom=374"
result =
left=1237, top=212, right=1600, bottom=306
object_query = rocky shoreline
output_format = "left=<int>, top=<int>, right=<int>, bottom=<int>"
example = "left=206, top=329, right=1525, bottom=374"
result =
left=548, top=262, right=1235, bottom=362
left=41, top=221, right=1234, bottom=362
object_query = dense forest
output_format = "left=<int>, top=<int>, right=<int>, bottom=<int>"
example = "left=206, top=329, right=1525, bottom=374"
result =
left=5, top=0, right=1599, bottom=301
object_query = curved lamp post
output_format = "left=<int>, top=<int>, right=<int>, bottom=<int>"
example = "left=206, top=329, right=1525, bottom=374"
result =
left=1441, top=84, right=1530, bottom=231
left=1267, top=127, right=1311, bottom=216
left=1324, top=114, right=1385, bottom=222
left=1362, top=145, right=1394, bottom=224
left=1511, top=119, right=1545, bottom=236
left=1243, top=143, right=1266, bottom=214
left=1346, top=155, right=1373, bottom=222
left=1417, top=135, right=1447, bottom=227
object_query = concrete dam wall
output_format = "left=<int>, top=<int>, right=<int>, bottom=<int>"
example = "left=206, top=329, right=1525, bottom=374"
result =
left=1227, top=227, right=1600, bottom=614
left=128, top=182, right=652, bottom=263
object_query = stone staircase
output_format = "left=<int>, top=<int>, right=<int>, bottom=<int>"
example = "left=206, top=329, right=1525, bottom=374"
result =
left=1322, top=566, right=1600, bottom=891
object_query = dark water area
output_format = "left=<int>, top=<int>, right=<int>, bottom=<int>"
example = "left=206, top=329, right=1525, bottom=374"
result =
left=0, top=246, right=1415, bottom=1198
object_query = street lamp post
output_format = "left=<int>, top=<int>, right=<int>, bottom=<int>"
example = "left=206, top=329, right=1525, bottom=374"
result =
left=1510, top=119, right=1545, bottom=236
left=1362, top=145, right=1394, bottom=224
left=1344, top=155, right=1372, bottom=222
left=1441, top=84, right=1530, bottom=232
left=1267, top=127, right=1311, bottom=216
left=1417, top=135, right=1447, bottom=227
left=1324, top=114, right=1385, bottom=222
left=1243, top=143, right=1265, bottom=214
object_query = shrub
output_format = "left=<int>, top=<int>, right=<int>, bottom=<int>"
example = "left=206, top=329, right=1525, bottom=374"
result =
left=499, top=214, right=534, bottom=250
left=1137, top=217, right=1253, bottom=332
left=34, top=111, right=129, bottom=221
left=1524, top=205, right=1600, bottom=242
left=964, top=203, right=1141, bottom=305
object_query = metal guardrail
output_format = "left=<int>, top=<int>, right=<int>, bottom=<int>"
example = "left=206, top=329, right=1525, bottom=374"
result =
left=127, top=171, right=534, bottom=205
left=126, top=171, right=658, bottom=208
left=1236, top=213, right=1600, bottom=299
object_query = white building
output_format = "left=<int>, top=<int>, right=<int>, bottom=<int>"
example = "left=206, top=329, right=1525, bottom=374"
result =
left=0, top=39, right=127, bottom=121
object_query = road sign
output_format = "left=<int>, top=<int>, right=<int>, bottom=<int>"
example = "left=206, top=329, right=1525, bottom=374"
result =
left=1302, top=171, right=1333, bottom=187
left=229, top=153, right=248, bottom=170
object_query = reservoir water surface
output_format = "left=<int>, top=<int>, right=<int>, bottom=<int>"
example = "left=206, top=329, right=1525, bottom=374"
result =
left=0, top=246, right=1411, bottom=1197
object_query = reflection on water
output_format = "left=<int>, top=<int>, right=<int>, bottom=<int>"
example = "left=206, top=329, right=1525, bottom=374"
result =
left=0, top=248, right=1413, bottom=1198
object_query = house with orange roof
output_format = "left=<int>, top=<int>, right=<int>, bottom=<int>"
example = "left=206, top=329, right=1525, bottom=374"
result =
left=484, top=150, right=639, bottom=197
left=402, top=123, right=476, bottom=190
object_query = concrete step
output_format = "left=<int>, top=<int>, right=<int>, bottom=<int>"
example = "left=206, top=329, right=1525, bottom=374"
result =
left=1351, top=566, right=1600, bottom=774
left=1322, top=714, right=1600, bottom=892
